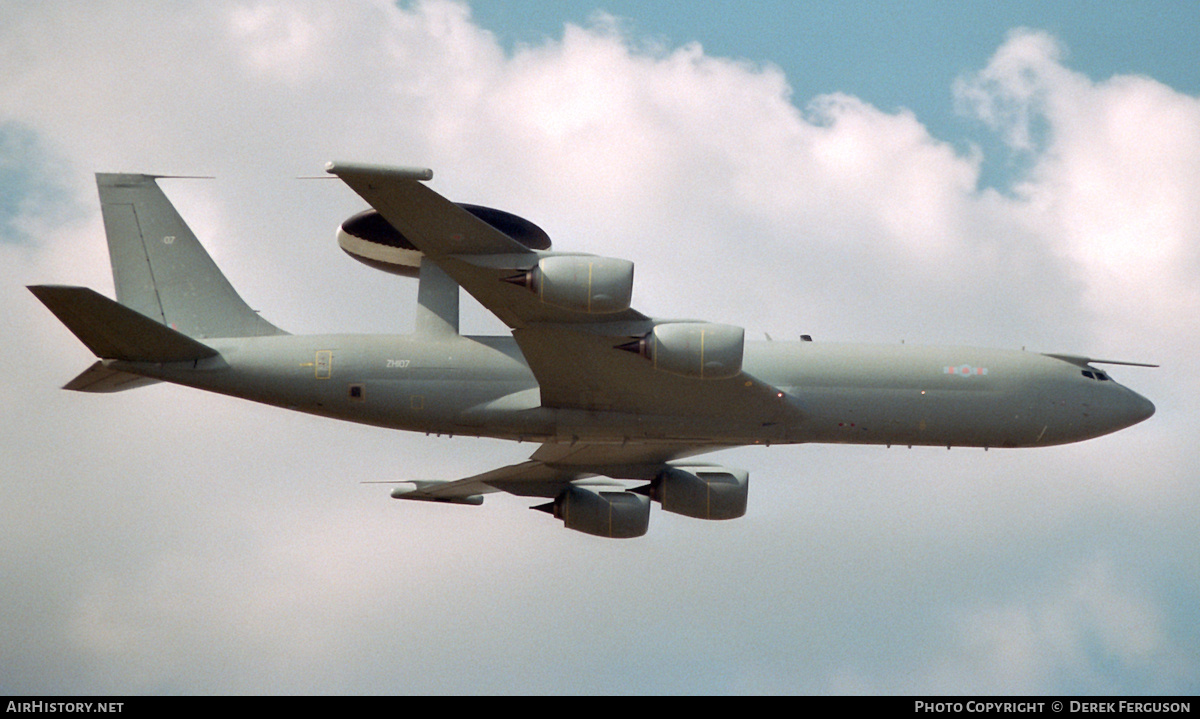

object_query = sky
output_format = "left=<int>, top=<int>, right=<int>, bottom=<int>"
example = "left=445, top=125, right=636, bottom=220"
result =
left=1, top=0, right=1197, bottom=695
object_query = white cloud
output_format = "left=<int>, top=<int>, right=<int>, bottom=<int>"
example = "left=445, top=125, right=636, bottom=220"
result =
left=957, top=29, right=1200, bottom=359
left=936, top=560, right=1185, bottom=693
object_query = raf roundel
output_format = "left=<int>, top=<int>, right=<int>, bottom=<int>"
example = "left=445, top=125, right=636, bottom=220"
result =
left=944, top=364, right=988, bottom=377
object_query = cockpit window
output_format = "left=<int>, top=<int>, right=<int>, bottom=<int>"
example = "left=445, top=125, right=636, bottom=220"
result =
left=1081, top=369, right=1111, bottom=381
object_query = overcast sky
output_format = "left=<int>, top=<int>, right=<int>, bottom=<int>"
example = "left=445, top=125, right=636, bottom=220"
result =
left=2, top=1, right=1197, bottom=694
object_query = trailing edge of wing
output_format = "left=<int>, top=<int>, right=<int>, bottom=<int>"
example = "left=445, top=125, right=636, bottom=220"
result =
left=29, top=285, right=218, bottom=362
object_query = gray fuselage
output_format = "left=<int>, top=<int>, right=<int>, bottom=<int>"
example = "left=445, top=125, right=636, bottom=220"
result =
left=114, top=334, right=1155, bottom=450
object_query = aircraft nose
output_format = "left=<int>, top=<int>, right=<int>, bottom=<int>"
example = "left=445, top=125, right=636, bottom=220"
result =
left=1118, top=388, right=1155, bottom=428
left=1130, top=390, right=1155, bottom=423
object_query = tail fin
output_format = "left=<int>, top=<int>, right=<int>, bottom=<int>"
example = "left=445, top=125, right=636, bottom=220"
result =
left=97, top=173, right=285, bottom=338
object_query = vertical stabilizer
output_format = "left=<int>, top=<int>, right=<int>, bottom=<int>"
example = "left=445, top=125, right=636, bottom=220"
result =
left=414, top=259, right=459, bottom=336
left=97, top=173, right=284, bottom=338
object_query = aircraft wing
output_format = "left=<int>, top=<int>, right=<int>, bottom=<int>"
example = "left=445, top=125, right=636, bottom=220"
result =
left=509, top=321, right=795, bottom=423
left=388, top=441, right=722, bottom=503
left=326, top=162, right=646, bottom=328
left=327, top=162, right=800, bottom=427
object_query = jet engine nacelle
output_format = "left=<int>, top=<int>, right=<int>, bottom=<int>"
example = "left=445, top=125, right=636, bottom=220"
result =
left=504, top=255, right=634, bottom=314
left=544, top=485, right=650, bottom=538
left=649, top=466, right=749, bottom=520
left=337, top=206, right=551, bottom=278
left=618, top=322, right=745, bottom=379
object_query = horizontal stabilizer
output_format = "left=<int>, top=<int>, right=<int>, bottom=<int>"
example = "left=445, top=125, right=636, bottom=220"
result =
left=63, top=361, right=161, bottom=392
left=29, top=285, right=218, bottom=362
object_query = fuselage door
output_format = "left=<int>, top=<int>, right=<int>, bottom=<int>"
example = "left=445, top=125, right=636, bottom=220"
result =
left=315, top=350, right=332, bottom=379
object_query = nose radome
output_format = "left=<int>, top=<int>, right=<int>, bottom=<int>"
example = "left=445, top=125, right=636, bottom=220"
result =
left=1129, top=390, right=1156, bottom=425
left=1112, top=388, right=1155, bottom=430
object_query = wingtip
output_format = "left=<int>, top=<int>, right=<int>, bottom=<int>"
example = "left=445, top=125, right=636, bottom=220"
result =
left=324, top=161, right=433, bottom=181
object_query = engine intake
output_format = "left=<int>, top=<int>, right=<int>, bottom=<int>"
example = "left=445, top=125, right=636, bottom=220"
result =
left=504, top=255, right=634, bottom=314
left=647, top=466, right=749, bottom=520
left=535, top=485, right=650, bottom=538
left=617, top=322, right=745, bottom=379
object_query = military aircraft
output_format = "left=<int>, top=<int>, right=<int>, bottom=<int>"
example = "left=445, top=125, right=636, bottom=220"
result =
left=30, top=163, right=1156, bottom=538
